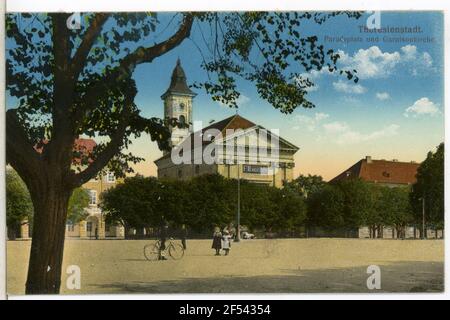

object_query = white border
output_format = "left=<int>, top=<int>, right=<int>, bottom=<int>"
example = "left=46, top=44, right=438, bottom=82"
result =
left=3, top=0, right=450, bottom=12
left=2, top=0, right=449, bottom=301
left=0, top=0, right=6, bottom=301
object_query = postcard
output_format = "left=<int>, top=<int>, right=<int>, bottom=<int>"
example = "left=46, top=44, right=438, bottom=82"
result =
left=2, top=5, right=445, bottom=298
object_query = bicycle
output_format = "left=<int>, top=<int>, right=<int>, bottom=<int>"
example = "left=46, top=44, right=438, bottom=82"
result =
left=143, top=237, right=185, bottom=261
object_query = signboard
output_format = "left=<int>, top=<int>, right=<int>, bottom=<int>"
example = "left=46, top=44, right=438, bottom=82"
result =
left=243, top=165, right=269, bottom=175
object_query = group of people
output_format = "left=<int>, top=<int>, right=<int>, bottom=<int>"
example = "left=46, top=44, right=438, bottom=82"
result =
left=158, top=217, right=236, bottom=258
left=212, top=227, right=234, bottom=256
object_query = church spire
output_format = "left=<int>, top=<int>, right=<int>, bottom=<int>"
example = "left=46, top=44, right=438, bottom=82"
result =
left=161, top=59, right=196, bottom=99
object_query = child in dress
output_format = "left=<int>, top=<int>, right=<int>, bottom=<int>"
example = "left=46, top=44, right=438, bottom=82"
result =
left=212, top=227, right=222, bottom=256
left=222, top=230, right=232, bottom=256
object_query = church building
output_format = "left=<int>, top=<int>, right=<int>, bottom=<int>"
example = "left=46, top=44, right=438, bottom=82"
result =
left=154, top=60, right=300, bottom=188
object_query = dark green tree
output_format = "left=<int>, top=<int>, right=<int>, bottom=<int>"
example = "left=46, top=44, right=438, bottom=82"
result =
left=308, top=179, right=375, bottom=236
left=274, top=188, right=307, bottom=235
left=241, top=183, right=277, bottom=231
left=101, top=175, right=161, bottom=237
left=284, top=174, right=326, bottom=198
left=67, top=188, right=90, bottom=224
left=378, top=186, right=413, bottom=239
left=6, top=11, right=362, bottom=293
left=334, top=178, right=374, bottom=231
left=6, top=169, right=33, bottom=240
left=185, top=174, right=235, bottom=232
left=410, top=143, right=444, bottom=235
left=307, top=184, right=346, bottom=230
left=363, top=184, right=384, bottom=238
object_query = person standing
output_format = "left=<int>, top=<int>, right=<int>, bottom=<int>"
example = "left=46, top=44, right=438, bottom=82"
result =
left=159, top=216, right=169, bottom=260
left=222, top=230, right=232, bottom=256
left=211, top=227, right=222, bottom=256
left=181, top=224, right=187, bottom=250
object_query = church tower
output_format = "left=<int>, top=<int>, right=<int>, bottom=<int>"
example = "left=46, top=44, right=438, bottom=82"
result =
left=161, top=59, right=196, bottom=149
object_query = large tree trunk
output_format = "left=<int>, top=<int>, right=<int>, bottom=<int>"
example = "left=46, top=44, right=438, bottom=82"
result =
left=25, top=184, right=72, bottom=294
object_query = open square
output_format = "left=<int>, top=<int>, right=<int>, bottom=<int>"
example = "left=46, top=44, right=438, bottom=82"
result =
left=7, top=238, right=444, bottom=294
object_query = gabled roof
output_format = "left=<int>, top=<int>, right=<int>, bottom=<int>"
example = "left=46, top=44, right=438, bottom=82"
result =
left=199, top=114, right=257, bottom=136
left=330, top=157, right=420, bottom=185
left=35, top=138, right=96, bottom=164
left=154, top=114, right=299, bottom=163
left=161, top=59, right=196, bottom=98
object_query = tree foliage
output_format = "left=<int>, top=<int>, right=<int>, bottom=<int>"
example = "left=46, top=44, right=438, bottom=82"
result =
left=307, top=178, right=415, bottom=236
left=101, top=174, right=307, bottom=235
left=6, top=12, right=363, bottom=183
left=378, top=186, right=413, bottom=237
left=283, top=174, right=326, bottom=198
left=67, top=188, right=90, bottom=223
left=410, top=143, right=444, bottom=228
left=6, top=169, right=33, bottom=238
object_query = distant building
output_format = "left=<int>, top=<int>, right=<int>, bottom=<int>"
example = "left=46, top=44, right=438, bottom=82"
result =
left=65, top=138, right=125, bottom=239
left=330, top=156, right=420, bottom=187
left=328, top=156, right=444, bottom=239
left=12, top=138, right=125, bottom=240
left=154, top=60, right=300, bottom=188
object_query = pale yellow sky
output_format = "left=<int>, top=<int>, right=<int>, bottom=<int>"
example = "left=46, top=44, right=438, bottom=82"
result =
left=126, top=129, right=439, bottom=182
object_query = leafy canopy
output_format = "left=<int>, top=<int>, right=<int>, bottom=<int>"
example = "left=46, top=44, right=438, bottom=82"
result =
left=100, top=174, right=307, bottom=234
left=6, top=169, right=33, bottom=228
left=6, top=12, right=362, bottom=182
left=67, top=188, right=90, bottom=223
left=410, top=143, right=444, bottom=227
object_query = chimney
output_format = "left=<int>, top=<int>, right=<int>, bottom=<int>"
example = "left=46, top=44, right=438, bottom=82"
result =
left=365, top=156, right=372, bottom=163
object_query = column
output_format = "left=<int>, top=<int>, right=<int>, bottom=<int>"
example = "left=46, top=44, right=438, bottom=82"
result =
left=79, top=220, right=87, bottom=238
left=98, top=215, right=106, bottom=239
left=20, top=219, right=30, bottom=239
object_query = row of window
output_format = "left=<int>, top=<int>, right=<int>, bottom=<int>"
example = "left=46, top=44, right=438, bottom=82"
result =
left=177, top=164, right=287, bottom=178
left=90, top=172, right=116, bottom=183
left=67, top=223, right=111, bottom=233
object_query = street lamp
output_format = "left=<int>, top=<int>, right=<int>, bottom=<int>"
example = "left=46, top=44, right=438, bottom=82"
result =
left=235, top=162, right=241, bottom=242
left=422, top=196, right=426, bottom=240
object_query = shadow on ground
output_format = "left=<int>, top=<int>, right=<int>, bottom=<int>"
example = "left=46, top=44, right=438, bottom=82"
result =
left=90, top=261, right=443, bottom=294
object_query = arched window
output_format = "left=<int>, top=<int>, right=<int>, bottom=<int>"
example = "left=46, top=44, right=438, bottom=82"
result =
left=179, top=115, right=186, bottom=126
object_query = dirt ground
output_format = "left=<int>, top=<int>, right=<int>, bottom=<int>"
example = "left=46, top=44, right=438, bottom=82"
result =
left=7, top=238, right=444, bottom=295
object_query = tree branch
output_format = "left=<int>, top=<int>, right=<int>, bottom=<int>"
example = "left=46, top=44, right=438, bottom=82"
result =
left=5, top=109, right=42, bottom=185
left=71, top=103, right=133, bottom=187
left=70, top=13, right=110, bottom=81
left=119, top=13, right=194, bottom=76
left=74, top=13, right=194, bottom=125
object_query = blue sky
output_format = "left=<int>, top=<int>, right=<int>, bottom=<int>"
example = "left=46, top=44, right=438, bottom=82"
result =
left=7, top=11, right=445, bottom=180
left=127, top=11, right=444, bottom=179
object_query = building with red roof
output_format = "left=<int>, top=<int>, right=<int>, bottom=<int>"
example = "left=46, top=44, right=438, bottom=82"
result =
left=330, top=156, right=420, bottom=186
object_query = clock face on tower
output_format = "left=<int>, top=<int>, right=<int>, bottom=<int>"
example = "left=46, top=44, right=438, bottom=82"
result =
left=173, top=101, right=186, bottom=113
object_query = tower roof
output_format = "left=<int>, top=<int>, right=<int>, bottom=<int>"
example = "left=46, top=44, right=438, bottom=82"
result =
left=161, top=59, right=196, bottom=99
